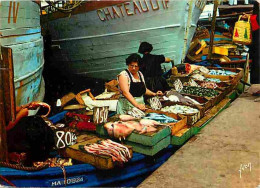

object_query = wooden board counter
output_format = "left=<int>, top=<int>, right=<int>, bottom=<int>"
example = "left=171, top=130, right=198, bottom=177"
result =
left=65, top=134, right=133, bottom=170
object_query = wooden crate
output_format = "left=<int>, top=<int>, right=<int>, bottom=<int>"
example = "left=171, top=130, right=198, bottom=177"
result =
left=193, top=98, right=231, bottom=129
left=65, top=134, right=133, bottom=170
left=204, top=67, right=243, bottom=85
left=205, top=90, right=225, bottom=106
left=96, top=122, right=171, bottom=146
left=181, top=94, right=213, bottom=111
left=145, top=109, right=187, bottom=135
left=124, top=135, right=171, bottom=156
left=96, top=122, right=171, bottom=156
left=171, top=126, right=192, bottom=146
left=160, top=101, right=203, bottom=126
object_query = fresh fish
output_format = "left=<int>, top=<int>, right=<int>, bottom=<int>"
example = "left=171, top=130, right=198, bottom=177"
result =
left=168, top=95, right=180, bottom=102
left=139, top=125, right=157, bottom=134
left=140, top=119, right=160, bottom=126
left=123, top=121, right=143, bottom=132
left=144, top=113, right=177, bottom=123
left=104, top=121, right=134, bottom=140
left=184, top=96, right=201, bottom=105
left=119, top=114, right=135, bottom=121
left=161, top=104, right=199, bottom=114
left=127, top=107, right=146, bottom=118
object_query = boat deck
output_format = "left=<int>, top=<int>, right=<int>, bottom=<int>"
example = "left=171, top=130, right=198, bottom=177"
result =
left=138, top=95, right=260, bottom=188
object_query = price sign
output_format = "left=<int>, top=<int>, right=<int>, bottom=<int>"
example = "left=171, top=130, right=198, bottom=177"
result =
left=55, top=130, right=77, bottom=149
left=93, top=106, right=109, bottom=124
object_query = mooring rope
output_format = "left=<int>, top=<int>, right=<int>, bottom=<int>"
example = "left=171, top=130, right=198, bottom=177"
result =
left=0, top=162, right=48, bottom=171
left=0, top=175, right=16, bottom=187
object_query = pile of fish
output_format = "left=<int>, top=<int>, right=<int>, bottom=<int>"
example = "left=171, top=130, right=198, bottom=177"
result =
left=127, top=107, right=146, bottom=118
left=199, top=82, right=218, bottom=89
left=161, top=104, right=199, bottom=114
left=204, top=78, right=221, bottom=83
left=144, top=113, right=177, bottom=123
left=183, top=96, right=201, bottom=105
left=208, top=69, right=237, bottom=76
left=104, top=115, right=160, bottom=140
left=84, top=139, right=131, bottom=163
left=164, top=90, right=195, bottom=105
left=148, top=97, right=162, bottom=110
left=181, top=86, right=219, bottom=97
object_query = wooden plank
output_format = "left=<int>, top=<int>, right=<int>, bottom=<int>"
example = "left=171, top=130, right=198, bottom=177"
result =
left=193, top=98, right=231, bottom=128
left=1, top=47, right=16, bottom=122
left=0, top=55, right=8, bottom=162
left=208, top=0, right=219, bottom=60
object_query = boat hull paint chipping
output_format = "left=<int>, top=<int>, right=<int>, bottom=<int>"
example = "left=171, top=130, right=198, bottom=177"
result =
left=0, top=1, right=45, bottom=106
left=43, top=0, right=206, bottom=80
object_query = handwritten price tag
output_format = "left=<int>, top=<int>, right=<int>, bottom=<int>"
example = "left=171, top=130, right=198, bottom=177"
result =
left=55, top=131, right=77, bottom=149
left=93, top=106, right=109, bottom=124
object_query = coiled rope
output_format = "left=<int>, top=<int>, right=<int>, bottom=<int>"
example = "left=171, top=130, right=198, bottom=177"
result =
left=0, top=162, right=48, bottom=171
left=45, top=0, right=84, bottom=13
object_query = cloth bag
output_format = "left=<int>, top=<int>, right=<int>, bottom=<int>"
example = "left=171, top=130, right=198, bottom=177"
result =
left=232, top=15, right=252, bottom=45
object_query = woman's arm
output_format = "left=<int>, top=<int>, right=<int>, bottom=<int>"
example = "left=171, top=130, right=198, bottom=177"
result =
left=145, top=88, right=156, bottom=96
left=145, top=89, right=164, bottom=96
left=118, top=74, right=145, bottom=110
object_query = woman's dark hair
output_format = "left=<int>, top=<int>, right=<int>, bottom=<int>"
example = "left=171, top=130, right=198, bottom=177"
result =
left=126, top=53, right=141, bottom=65
left=138, top=42, right=153, bottom=54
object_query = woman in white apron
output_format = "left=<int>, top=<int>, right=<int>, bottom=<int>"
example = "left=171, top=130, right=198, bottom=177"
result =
left=116, top=53, right=163, bottom=114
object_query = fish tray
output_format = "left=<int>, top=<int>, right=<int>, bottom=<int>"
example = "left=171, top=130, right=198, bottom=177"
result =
left=124, top=135, right=171, bottom=156
left=204, top=67, right=243, bottom=85
left=145, top=109, right=187, bottom=135
left=96, top=123, right=171, bottom=147
left=160, top=101, right=203, bottom=126
left=167, top=75, right=191, bottom=88
left=171, top=126, right=193, bottom=146
left=64, top=134, right=133, bottom=170
left=195, top=80, right=233, bottom=96
left=205, top=90, right=225, bottom=106
left=181, top=94, right=213, bottom=111
left=180, top=86, right=225, bottom=107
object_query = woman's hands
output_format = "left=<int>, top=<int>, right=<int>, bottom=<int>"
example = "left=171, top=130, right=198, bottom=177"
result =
left=136, top=103, right=146, bottom=111
left=155, top=91, right=163, bottom=96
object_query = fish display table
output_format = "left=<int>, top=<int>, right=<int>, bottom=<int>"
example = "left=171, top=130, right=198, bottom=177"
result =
left=96, top=123, right=171, bottom=156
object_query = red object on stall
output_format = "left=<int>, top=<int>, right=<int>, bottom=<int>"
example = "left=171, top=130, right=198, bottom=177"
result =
left=250, top=14, right=260, bottom=31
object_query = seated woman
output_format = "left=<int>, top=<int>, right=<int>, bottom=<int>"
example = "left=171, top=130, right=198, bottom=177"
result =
left=117, top=53, right=162, bottom=114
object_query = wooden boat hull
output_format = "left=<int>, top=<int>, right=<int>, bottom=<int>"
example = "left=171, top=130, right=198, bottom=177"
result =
left=42, top=0, right=206, bottom=80
left=0, top=1, right=45, bottom=106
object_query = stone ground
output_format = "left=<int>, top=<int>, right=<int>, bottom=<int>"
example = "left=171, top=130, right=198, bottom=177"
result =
left=138, top=95, right=260, bottom=188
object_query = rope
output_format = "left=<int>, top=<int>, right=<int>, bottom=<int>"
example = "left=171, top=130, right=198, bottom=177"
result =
left=59, top=165, right=67, bottom=186
left=0, top=175, right=16, bottom=187
left=0, top=162, right=48, bottom=171
left=45, top=0, right=83, bottom=13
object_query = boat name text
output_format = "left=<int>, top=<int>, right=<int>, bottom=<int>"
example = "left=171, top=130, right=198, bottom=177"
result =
left=47, top=176, right=86, bottom=187
left=97, top=0, right=169, bottom=22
